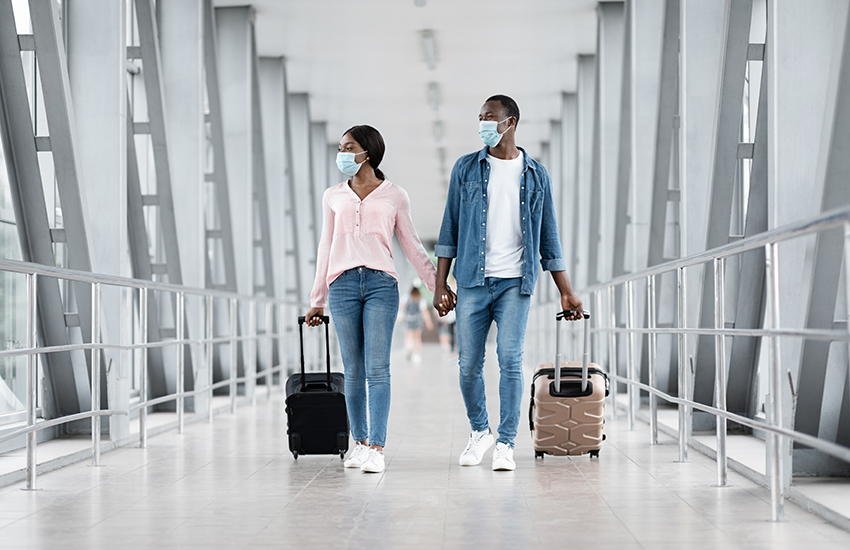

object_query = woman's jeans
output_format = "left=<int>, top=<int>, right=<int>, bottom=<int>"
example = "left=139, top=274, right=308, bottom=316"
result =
left=328, top=267, right=399, bottom=447
left=456, top=277, right=531, bottom=448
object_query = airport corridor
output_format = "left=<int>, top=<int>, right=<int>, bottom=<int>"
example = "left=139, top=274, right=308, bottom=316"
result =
left=1, top=342, right=849, bottom=550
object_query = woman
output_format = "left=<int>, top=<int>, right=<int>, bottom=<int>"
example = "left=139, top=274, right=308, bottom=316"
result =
left=306, top=125, right=450, bottom=473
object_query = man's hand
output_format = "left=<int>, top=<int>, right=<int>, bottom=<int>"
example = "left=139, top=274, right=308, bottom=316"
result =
left=560, top=293, right=583, bottom=321
left=433, top=285, right=457, bottom=317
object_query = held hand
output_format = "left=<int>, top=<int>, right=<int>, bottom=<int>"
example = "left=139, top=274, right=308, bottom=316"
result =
left=305, top=307, right=325, bottom=327
left=560, top=293, right=583, bottom=321
left=433, top=286, right=457, bottom=317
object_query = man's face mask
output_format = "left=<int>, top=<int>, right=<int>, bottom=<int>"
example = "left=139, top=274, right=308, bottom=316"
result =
left=478, top=117, right=512, bottom=147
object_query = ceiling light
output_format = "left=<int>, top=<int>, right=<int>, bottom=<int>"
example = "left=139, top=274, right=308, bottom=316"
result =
left=414, top=0, right=427, bottom=6
left=427, top=82, right=440, bottom=111
left=433, top=121, right=444, bottom=143
left=421, top=30, right=437, bottom=70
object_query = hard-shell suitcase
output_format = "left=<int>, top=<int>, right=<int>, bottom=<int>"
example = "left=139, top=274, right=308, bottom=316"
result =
left=285, top=315, right=349, bottom=460
left=530, top=310, right=609, bottom=458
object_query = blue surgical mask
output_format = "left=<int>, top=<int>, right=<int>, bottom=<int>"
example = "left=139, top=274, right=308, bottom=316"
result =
left=479, top=118, right=511, bottom=147
left=336, top=150, right=368, bottom=176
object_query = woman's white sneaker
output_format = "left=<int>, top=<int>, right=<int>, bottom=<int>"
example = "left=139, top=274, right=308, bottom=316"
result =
left=458, top=429, right=495, bottom=466
left=343, top=444, right=369, bottom=468
left=492, top=442, right=516, bottom=471
left=360, top=448, right=385, bottom=473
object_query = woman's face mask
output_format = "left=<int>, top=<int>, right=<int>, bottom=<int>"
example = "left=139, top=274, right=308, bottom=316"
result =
left=336, top=150, right=368, bottom=176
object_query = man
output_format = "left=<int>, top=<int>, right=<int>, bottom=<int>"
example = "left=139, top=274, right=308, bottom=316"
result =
left=433, top=95, right=582, bottom=471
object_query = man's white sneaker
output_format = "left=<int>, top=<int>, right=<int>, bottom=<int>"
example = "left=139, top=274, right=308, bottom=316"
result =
left=360, top=448, right=385, bottom=473
left=458, top=429, right=495, bottom=466
left=343, top=444, right=369, bottom=468
left=492, top=442, right=516, bottom=471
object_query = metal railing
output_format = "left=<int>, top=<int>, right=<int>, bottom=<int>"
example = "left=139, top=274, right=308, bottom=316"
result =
left=527, top=205, right=850, bottom=522
left=0, top=257, right=328, bottom=491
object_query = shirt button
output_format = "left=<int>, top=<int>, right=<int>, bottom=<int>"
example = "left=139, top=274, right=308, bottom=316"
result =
left=521, top=202, right=524, bottom=205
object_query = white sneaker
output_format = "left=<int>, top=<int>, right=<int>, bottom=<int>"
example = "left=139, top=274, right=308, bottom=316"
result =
left=492, top=442, right=516, bottom=471
left=360, top=448, right=385, bottom=473
left=343, top=444, right=369, bottom=468
left=412, top=354, right=421, bottom=363
left=458, top=429, right=495, bottom=466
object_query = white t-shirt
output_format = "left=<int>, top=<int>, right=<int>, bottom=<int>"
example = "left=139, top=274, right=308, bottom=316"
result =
left=485, top=152, right=524, bottom=278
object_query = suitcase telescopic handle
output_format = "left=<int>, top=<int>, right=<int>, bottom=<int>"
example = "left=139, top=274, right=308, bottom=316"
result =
left=554, top=310, right=591, bottom=393
left=297, top=315, right=332, bottom=390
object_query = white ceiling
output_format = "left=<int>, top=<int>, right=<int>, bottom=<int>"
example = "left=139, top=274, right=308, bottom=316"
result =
left=215, top=0, right=599, bottom=241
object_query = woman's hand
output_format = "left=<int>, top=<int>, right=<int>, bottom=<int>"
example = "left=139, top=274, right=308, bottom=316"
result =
left=305, top=307, right=325, bottom=327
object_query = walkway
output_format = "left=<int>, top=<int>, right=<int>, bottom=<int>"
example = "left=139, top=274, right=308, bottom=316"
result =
left=1, top=342, right=849, bottom=549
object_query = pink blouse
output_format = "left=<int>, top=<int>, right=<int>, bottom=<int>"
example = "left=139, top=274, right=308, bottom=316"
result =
left=310, top=180, right=437, bottom=308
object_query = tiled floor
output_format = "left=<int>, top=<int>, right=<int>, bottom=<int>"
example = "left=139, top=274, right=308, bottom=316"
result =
left=1, top=343, right=849, bottom=549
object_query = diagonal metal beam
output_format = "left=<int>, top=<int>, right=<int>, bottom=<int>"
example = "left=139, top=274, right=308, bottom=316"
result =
left=693, top=0, right=754, bottom=407
left=612, top=0, right=632, bottom=281
left=202, top=0, right=238, bottom=293
left=0, top=0, right=80, bottom=417
left=646, top=0, right=681, bottom=269
left=28, top=0, right=96, bottom=366
left=133, top=0, right=183, bottom=288
left=250, top=32, right=275, bottom=299
left=125, top=99, right=168, bottom=400
left=727, top=59, right=769, bottom=420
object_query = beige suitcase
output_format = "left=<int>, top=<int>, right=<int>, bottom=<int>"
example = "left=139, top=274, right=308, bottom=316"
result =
left=530, top=311, right=608, bottom=458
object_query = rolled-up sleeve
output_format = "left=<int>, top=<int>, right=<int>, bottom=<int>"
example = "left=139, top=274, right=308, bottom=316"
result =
left=538, top=167, right=566, bottom=272
left=435, top=161, right=461, bottom=259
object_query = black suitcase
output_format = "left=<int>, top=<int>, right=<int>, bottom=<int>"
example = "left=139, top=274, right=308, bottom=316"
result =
left=285, top=315, right=349, bottom=460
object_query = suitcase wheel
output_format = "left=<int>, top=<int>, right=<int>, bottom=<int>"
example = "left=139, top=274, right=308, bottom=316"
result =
left=589, top=449, right=600, bottom=459
left=339, top=451, right=345, bottom=460
left=292, top=451, right=298, bottom=460
left=535, top=451, right=545, bottom=459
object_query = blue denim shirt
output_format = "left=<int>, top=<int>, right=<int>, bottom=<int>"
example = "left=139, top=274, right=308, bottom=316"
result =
left=435, top=146, right=566, bottom=295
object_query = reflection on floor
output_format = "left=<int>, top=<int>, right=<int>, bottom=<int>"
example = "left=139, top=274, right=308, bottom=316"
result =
left=0, top=343, right=849, bottom=549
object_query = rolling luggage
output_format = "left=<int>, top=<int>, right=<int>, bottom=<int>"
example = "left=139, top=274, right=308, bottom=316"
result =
left=285, top=315, right=349, bottom=460
left=529, top=310, right=609, bottom=458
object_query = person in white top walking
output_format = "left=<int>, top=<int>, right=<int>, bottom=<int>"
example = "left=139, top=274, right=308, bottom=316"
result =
left=434, top=95, right=583, bottom=471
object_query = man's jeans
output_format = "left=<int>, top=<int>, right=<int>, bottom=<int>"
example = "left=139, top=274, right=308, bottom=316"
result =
left=328, top=267, right=398, bottom=447
left=456, top=277, right=531, bottom=448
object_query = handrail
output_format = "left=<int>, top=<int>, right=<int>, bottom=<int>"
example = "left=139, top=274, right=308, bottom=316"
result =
left=527, top=205, right=850, bottom=524
left=582, top=204, right=850, bottom=291
left=0, top=256, right=307, bottom=305
left=0, top=258, right=328, bottom=492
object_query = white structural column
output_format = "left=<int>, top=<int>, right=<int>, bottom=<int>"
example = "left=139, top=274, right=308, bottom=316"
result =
left=678, top=0, right=726, bottom=383
left=768, top=1, right=848, bottom=478
left=327, top=143, right=339, bottom=189
left=771, top=0, right=850, bottom=475
left=159, top=0, right=208, bottom=414
left=572, top=54, right=596, bottom=291
left=288, top=92, right=317, bottom=304
left=589, top=1, right=624, bottom=286
left=258, top=57, right=289, bottom=311
left=560, top=92, right=577, bottom=277
left=311, top=121, right=329, bottom=236
left=216, top=6, right=255, bottom=379
left=66, top=0, right=130, bottom=439
left=546, top=119, right=562, bottom=305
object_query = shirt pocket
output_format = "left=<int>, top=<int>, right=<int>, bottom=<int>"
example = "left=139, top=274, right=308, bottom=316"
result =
left=460, top=181, right=481, bottom=204
left=361, top=198, right=396, bottom=238
left=531, top=190, right=544, bottom=213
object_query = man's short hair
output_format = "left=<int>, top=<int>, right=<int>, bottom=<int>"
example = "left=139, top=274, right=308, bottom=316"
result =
left=486, top=94, right=520, bottom=124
